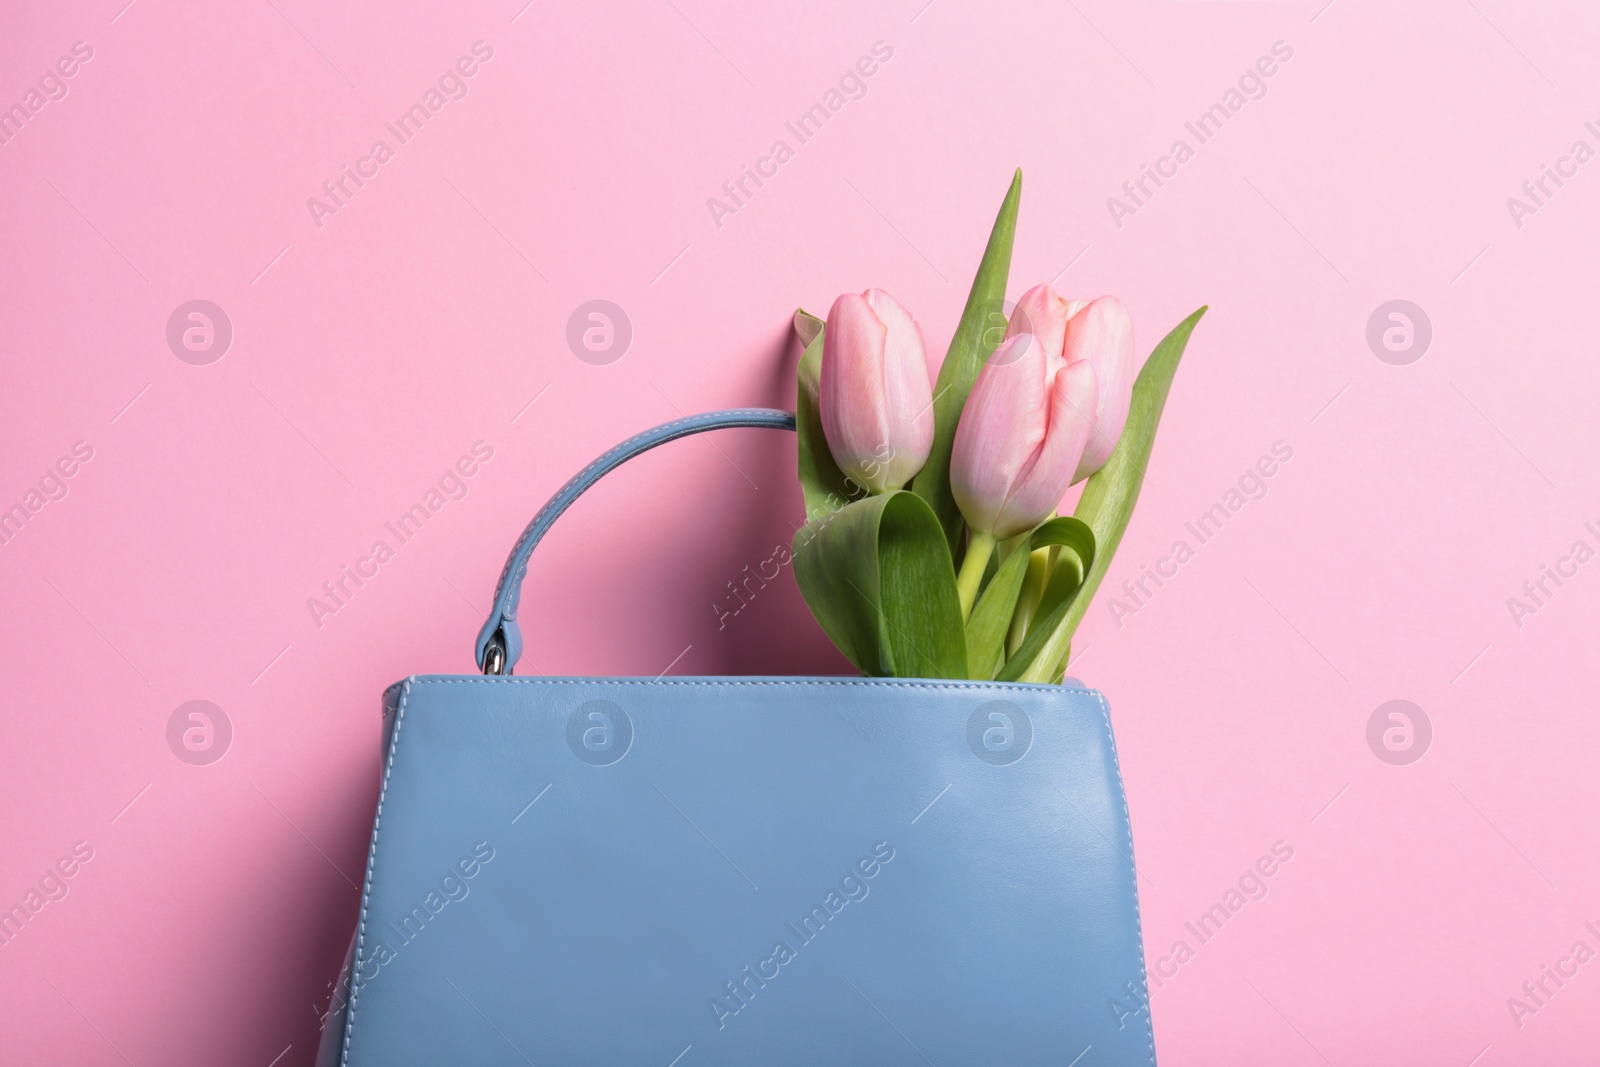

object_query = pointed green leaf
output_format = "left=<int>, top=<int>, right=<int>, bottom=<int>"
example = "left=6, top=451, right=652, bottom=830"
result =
left=965, top=539, right=1031, bottom=680
left=793, top=491, right=968, bottom=678
left=1006, top=306, right=1209, bottom=683
left=911, top=170, right=1022, bottom=552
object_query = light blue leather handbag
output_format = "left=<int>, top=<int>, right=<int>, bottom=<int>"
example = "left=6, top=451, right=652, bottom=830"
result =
left=317, top=409, right=1156, bottom=1066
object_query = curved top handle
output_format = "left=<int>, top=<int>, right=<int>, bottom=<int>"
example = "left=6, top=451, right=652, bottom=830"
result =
left=475, top=408, right=797, bottom=674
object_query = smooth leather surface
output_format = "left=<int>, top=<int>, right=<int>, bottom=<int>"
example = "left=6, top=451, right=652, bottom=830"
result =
left=474, top=409, right=797, bottom=673
left=328, top=676, right=1155, bottom=1066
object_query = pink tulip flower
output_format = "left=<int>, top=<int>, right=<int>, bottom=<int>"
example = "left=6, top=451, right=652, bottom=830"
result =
left=1007, top=283, right=1087, bottom=364
left=1007, top=286, right=1135, bottom=483
left=951, top=331, right=1098, bottom=542
left=819, top=289, right=935, bottom=493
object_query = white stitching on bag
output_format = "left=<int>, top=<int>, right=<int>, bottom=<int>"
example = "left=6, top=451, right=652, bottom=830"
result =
left=412, top=677, right=1098, bottom=694
left=1090, top=688, right=1157, bottom=1067
left=342, top=677, right=414, bottom=1066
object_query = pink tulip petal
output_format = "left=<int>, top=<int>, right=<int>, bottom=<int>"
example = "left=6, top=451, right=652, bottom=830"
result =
left=1064, top=296, right=1135, bottom=482
left=1006, top=283, right=1086, bottom=361
left=864, top=289, right=935, bottom=485
left=991, top=358, right=1097, bottom=538
left=950, top=333, right=1051, bottom=534
left=819, top=289, right=934, bottom=492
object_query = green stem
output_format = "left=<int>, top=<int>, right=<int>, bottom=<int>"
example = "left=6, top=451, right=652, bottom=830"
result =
left=1019, top=621, right=1072, bottom=684
left=955, top=531, right=997, bottom=620
left=1054, top=640, right=1073, bottom=682
left=1006, top=546, right=1054, bottom=655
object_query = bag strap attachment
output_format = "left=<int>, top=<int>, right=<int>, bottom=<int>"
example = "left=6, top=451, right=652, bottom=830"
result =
left=475, top=408, right=798, bottom=674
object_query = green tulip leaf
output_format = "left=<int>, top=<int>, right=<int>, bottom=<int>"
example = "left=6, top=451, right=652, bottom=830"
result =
left=1040, top=550, right=1084, bottom=612
left=993, top=517, right=1093, bottom=682
left=965, top=538, right=1032, bottom=680
left=911, top=169, right=1022, bottom=553
left=794, top=317, right=858, bottom=521
left=1030, top=515, right=1096, bottom=620
left=1030, top=516, right=1096, bottom=570
left=793, top=491, right=968, bottom=678
left=1004, top=305, right=1208, bottom=684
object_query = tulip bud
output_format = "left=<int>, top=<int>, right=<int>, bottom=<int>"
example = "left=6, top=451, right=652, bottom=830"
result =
left=1006, top=287, right=1134, bottom=483
left=819, top=289, right=935, bottom=493
left=950, top=332, right=1097, bottom=540
left=1007, top=284, right=1087, bottom=363
left=1061, top=296, right=1134, bottom=481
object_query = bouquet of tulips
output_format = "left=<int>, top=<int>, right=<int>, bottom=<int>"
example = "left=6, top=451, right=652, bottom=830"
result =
left=790, top=171, right=1204, bottom=683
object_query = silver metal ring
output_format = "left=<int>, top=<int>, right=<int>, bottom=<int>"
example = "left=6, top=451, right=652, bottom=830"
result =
left=482, top=642, right=506, bottom=676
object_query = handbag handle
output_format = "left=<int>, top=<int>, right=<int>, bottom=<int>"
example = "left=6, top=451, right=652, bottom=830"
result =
left=475, top=408, right=798, bottom=674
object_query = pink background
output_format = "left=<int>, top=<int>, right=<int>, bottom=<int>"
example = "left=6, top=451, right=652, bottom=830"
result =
left=3, top=0, right=1597, bottom=1063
